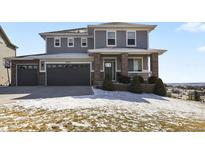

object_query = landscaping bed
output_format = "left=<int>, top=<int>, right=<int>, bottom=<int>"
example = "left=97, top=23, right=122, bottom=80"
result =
left=113, top=83, right=155, bottom=93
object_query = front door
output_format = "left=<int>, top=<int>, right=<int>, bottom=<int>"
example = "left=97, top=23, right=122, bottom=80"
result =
left=104, top=59, right=116, bottom=81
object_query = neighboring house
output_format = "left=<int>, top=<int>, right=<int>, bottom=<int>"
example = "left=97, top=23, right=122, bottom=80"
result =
left=0, top=26, right=17, bottom=86
left=9, top=22, right=166, bottom=86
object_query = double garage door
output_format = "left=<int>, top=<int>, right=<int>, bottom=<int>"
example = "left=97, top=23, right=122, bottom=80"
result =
left=46, top=64, right=90, bottom=86
left=17, top=64, right=90, bottom=86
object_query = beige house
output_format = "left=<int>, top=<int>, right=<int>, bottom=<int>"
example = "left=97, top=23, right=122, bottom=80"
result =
left=0, top=26, right=17, bottom=86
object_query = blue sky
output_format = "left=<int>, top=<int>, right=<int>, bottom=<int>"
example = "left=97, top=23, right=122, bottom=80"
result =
left=0, top=22, right=205, bottom=83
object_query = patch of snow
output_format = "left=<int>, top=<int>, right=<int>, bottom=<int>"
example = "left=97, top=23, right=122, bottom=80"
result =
left=3, top=88, right=205, bottom=120
left=72, top=122, right=91, bottom=128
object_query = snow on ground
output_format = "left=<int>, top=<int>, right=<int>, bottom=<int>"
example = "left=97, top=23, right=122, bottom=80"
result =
left=5, top=88, right=205, bottom=119
left=0, top=88, right=205, bottom=132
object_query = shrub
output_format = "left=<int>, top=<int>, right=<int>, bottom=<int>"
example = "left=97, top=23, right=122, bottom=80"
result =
left=194, top=90, right=200, bottom=101
left=154, top=78, right=167, bottom=96
left=128, top=76, right=142, bottom=93
left=118, top=74, right=130, bottom=83
left=102, top=78, right=114, bottom=91
left=138, top=76, right=144, bottom=83
left=148, top=76, right=158, bottom=84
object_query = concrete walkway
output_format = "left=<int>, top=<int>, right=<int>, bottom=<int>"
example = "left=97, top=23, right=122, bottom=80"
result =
left=0, top=86, right=93, bottom=104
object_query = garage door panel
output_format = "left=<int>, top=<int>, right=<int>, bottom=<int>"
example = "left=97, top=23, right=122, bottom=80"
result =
left=17, top=65, right=38, bottom=86
left=47, top=64, right=90, bottom=86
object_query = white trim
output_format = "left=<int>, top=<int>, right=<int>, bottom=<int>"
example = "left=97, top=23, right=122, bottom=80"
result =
left=67, top=37, right=74, bottom=47
left=126, top=30, right=136, bottom=47
left=106, top=30, right=117, bottom=47
left=101, top=57, right=118, bottom=81
left=39, top=60, right=46, bottom=72
left=41, top=33, right=92, bottom=37
left=88, top=48, right=166, bottom=55
left=45, top=62, right=92, bottom=86
left=128, top=57, right=144, bottom=72
left=54, top=37, right=61, bottom=47
left=81, top=37, right=88, bottom=48
left=94, top=28, right=154, bottom=31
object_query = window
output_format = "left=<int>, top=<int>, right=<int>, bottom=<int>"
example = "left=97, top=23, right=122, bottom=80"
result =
left=68, top=37, right=74, bottom=47
left=127, top=31, right=136, bottom=46
left=128, top=58, right=143, bottom=72
left=107, top=31, right=116, bottom=46
left=81, top=38, right=87, bottom=47
left=54, top=38, right=61, bottom=47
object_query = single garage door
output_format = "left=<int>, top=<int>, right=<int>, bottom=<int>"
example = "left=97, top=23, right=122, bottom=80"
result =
left=46, top=64, right=90, bottom=86
left=17, top=65, right=38, bottom=86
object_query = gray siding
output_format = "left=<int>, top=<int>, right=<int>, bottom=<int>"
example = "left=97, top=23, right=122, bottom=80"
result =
left=88, top=28, right=94, bottom=35
left=136, top=31, right=148, bottom=49
left=117, top=31, right=126, bottom=48
left=46, top=37, right=94, bottom=54
left=95, top=31, right=106, bottom=48
left=95, top=30, right=148, bottom=49
left=46, top=30, right=148, bottom=53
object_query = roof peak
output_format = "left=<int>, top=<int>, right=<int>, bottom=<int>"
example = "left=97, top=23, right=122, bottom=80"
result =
left=88, top=22, right=157, bottom=31
left=0, top=26, right=18, bottom=49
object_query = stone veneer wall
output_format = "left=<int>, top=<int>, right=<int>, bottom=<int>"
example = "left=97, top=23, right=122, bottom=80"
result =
left=93, top=53, right=101, bottom=85
left=121, top=53, right=128, bottom=76
left=150, top=53, right=158, bottom=77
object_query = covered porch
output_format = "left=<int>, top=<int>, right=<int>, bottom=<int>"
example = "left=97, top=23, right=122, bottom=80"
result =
left=88, top=48, right=166, bottom=84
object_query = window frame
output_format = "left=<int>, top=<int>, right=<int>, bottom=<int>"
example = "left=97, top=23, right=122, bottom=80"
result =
left=54, top=37, right=61, bottom=47
left=126, top=31, right=136, bottom=47
left=128, top=57, right=143, bottom=73
left=81, top=37, right=88, bottom=48
left=106, top=30, right=117, bottom=47
left=67, top=37, right=74, bottom=47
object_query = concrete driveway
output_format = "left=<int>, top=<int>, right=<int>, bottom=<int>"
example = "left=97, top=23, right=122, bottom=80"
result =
left=0, top=86, right=93, bottom=104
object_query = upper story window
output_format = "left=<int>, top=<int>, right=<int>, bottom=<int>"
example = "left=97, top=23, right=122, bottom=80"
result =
left=68, top=37, right=74, bottom=47
left=107, top=31, right=116, bottom=46
left=54, top=37, right=61, bottom=47
left=127, top=31, right=136, bottom=47
left=81, top=38, right=87, bottom=47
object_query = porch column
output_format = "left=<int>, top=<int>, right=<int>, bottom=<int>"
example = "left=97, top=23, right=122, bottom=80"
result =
left=150, top=53, right=159, bottom=77
left=93, top=53, right=101, bottom=84
left=121, top=53, right=128, bottom=76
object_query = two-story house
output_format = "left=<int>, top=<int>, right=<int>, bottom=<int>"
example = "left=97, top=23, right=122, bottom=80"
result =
left=9, top=22, right=166, bottom=86
left=0, top=26, right=17, bottom=86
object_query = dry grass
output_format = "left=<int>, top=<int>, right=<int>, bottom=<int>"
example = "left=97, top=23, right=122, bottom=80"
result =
left=0, top=105, right=205, bottom=132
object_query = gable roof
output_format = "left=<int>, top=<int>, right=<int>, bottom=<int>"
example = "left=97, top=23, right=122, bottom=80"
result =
left=88, top=22, right=157, bottom=31
left=0, top=26, right=18, bottom=49
left=39, top=27, right=89, bottom=39
left=39, top=22, right=157, bottom=39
